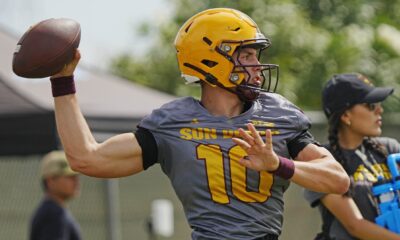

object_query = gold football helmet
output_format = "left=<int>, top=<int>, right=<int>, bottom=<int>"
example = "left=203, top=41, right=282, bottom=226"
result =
left=175, top=8, right=279, bottom=101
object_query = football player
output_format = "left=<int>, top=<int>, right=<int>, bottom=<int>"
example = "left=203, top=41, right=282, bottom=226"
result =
left=50, top=8, right=349, bottom=240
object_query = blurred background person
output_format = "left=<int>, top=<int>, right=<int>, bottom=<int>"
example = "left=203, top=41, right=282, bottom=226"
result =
left=29, top=150, right=81, bottom=240
left=304, top=73, right=400, bottom=240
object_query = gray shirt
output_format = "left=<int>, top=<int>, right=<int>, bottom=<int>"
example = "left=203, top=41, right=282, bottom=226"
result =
left=139, top=93, right=312, bottom=239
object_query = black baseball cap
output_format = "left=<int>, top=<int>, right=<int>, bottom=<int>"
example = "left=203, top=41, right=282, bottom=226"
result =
left=322, top=73, right=394, bottom=117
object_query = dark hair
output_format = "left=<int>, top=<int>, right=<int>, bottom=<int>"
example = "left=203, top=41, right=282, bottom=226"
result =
left=327, top=110, right=347, bottom=167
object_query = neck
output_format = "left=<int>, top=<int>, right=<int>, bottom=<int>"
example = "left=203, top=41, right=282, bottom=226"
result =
left=338, top=127, right=364, bottom=150
left=46, top=193, right=66, bottom=207
left=200, top=84, right=244, bottom=118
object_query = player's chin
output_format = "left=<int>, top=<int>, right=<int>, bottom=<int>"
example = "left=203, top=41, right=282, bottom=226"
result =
left=237, top=87, right=260, bottom=102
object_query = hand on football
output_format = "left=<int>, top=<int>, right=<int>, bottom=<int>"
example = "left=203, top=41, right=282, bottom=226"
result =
left=51, top=49, right=81, bottom=78
left=232, top=123, right=280, bottom=172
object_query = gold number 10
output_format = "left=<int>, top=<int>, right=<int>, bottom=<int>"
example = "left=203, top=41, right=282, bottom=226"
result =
left=197, top=144, right=273, bottom=204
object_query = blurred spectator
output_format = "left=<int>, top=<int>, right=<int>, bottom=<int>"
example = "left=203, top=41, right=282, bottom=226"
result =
left=29, top=150, right=81, bottom=240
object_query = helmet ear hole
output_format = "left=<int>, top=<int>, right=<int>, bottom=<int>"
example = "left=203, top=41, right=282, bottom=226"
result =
left=201, top=60, right=218, bottom=68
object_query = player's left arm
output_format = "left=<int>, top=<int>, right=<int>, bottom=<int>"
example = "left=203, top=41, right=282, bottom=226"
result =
left=233, top=123, right=349, bottom=194
left=292, top=143, right=349, bottom=194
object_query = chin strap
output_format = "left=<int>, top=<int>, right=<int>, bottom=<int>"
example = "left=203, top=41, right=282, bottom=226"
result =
left=236, top=85, right=260, bottom=102
left=183, top=62, right=261, bottom=102
left=210, top=80, right=260, bottom=102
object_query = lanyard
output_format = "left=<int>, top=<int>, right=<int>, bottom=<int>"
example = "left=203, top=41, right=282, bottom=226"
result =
left=354, top=145, right=384, bottom=179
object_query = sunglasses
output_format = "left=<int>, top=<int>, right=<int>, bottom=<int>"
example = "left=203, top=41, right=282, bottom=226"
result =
left=363, top=102, right=381, bottom=111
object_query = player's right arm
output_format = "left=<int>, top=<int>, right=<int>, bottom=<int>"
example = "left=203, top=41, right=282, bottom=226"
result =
left=321, top=194, right=400, bottom=240
left=51, top=50, right=144, bottom=178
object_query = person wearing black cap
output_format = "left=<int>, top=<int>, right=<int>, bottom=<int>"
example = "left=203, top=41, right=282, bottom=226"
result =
left=304, top=73, right=400, bottom=240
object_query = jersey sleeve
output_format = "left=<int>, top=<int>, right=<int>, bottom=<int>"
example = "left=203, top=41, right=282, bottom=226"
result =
left=135, top=101, right=174, bottom=170
left=376, top=137, right=400, bottom=154
left=135, top=97, right=195, bottom=171
left=303, top=189, right=326, bottom=208
left=281, top=96, right=317, bottom=158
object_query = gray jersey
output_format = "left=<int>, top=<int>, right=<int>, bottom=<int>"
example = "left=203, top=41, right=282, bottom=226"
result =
left=139, top=93, right=311, bottom=239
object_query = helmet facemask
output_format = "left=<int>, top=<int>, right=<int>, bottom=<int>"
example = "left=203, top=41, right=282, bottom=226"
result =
left=218, top=39, right=279, bottom=102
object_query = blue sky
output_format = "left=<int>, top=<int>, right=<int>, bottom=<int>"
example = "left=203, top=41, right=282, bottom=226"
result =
left=0, top=0, right=171, bottom=69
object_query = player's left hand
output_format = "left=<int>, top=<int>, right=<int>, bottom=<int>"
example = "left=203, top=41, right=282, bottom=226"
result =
left=232, top=123, right=280, bottom=172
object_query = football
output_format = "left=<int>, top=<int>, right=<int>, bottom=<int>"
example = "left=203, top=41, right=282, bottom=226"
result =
left=12, top=18, right=81, bottom=78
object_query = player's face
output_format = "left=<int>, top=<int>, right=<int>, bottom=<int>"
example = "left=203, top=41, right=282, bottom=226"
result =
left=48, top=175, right=80, bottom=200
left=342, top=102, right=383, bottom=137
left=233, top=47, right=264, bottom=87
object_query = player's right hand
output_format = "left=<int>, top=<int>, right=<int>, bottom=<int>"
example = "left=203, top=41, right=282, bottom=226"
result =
left=51, top=49, right=81, bottom=78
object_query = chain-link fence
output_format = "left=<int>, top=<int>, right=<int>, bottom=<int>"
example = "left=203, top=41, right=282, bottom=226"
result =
left=0, top=155, right=190, bottom=240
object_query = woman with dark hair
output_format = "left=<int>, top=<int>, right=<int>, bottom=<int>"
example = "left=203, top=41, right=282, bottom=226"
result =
left=305, top=73, right=400, bottom=240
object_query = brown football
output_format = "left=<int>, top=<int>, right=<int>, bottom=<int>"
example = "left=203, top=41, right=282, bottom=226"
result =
left=12, top=18, right=81, bottom=78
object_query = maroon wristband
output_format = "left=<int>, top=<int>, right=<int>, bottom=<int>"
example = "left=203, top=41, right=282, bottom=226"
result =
left=50, top=75, right=76, bottom=97
left=269, top=156, right=295, bottom=180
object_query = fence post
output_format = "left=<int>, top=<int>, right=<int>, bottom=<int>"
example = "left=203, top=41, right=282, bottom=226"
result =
left=106, top=179, right=121, bottom=240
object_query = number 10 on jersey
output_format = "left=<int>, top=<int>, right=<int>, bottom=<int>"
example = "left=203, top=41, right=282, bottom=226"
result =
left=197, top=144, right=273, bottom=204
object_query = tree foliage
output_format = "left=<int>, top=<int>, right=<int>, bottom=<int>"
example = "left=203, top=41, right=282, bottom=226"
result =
left=111, top=0, right=400, bottom=111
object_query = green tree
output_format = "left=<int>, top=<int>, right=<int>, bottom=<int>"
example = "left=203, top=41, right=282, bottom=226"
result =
left=111, top=0, right=400, bottom=111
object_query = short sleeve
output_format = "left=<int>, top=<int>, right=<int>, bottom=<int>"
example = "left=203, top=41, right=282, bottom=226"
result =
left=303, top=189, right=326, bottom=208
left=385, top=138, right=400, bottom=154
left=373, top=137, right=400, bottom=154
